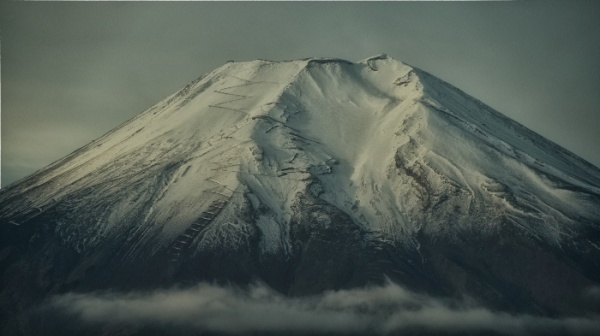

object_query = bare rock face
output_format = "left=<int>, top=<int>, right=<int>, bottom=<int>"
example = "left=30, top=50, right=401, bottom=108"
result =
left=1, top=56, right=600, bottom=335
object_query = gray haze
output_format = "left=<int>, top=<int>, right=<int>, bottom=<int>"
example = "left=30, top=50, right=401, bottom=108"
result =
left=47, top=281, right=600, bottom=335
left=1, top=1, right=600, bottom=187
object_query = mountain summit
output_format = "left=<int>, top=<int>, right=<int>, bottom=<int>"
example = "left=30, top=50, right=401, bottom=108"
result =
left=2, top=56, right=600, bottom=334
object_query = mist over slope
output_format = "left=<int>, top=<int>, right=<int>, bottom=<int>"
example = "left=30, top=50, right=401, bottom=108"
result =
left=1, top=55, right=599, bottom=335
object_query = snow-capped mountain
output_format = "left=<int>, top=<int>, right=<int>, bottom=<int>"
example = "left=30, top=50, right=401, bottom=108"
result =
left=1, top=55, right=599, bottom=334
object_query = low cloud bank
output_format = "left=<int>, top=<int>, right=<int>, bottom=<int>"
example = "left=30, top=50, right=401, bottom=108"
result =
left=47, top=281, right=600, bottom=335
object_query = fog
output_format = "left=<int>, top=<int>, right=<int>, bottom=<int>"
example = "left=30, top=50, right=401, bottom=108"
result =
left=46, top=281, right=600, bottom=335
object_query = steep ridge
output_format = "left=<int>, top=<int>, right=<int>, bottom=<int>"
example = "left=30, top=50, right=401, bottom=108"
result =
left=1, top=55, right=600, bottom=334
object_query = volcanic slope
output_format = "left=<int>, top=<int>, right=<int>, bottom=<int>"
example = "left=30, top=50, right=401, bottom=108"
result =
left=1, top=55, right=600, bottom=332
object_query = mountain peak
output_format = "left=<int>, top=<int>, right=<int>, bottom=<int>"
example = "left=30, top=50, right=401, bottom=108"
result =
left=2, top=56, right=600, bottom=333
left=362, top=53, right=390, bottom=62
left=3, top=54, right=598, bottom=243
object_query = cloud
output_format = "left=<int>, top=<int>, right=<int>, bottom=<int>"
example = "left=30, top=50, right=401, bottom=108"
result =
left=44, top=281, right=600, bottom=335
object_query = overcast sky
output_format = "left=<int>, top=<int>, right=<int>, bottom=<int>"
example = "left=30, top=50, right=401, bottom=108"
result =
left=1, top=1, right=599, bottom=187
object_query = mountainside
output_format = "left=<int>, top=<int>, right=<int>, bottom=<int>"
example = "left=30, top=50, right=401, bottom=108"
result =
left=2, top=55, right=600, bottom=335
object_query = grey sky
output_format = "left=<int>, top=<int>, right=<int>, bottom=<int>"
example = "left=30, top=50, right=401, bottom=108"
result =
left=1, top=1, right=599, bottom=187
